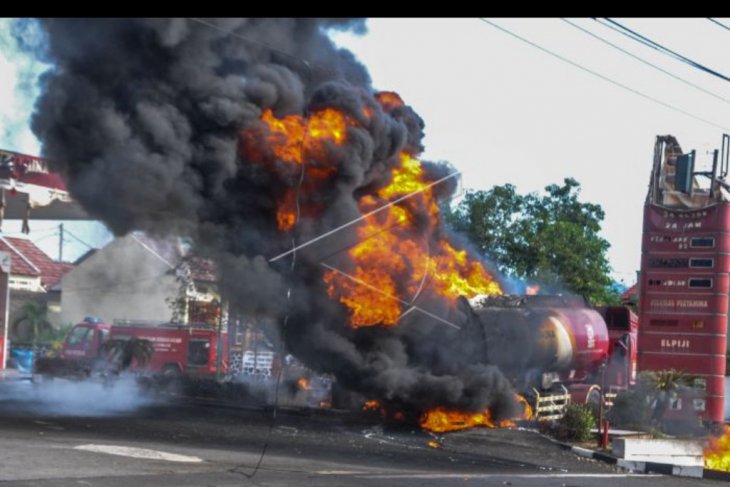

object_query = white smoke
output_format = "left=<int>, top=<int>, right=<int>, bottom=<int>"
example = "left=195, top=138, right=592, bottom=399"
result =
left=3, top=375, right=159, bottom=416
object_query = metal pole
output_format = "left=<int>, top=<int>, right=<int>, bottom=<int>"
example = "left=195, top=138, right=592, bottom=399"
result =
left=58, top=223, right=64, bottom=262
left=216, top=300, right=224, bottom=382
left=598, top=363, right=607, bottom=448
left=0, top=252, right=10, bottom=369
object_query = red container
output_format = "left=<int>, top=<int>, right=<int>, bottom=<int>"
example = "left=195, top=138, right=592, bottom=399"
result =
left=548, top=308, right=610, bottom=371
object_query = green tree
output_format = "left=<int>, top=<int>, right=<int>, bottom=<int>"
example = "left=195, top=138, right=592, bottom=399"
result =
left=446, top=178, right=619, bottom=304
left=11, top=301, right=52, bottom=343
left=640, top=369, right=696, bottom=423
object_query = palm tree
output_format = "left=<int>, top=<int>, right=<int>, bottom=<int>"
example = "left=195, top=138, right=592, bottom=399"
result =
left=640, top=369, right=696, bottom=423
left=12, top=301, right=52, bottom=343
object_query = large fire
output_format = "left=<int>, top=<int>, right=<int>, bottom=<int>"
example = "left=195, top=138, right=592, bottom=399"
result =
left=323, top=151, right=501, bottom=327
left=243, top=107, right=352, bottom=231
left=243, top=95, right=501, bottom=328
left=420, top=395, right=534, bottom=433
left=705, top=425, right=730, bottom=472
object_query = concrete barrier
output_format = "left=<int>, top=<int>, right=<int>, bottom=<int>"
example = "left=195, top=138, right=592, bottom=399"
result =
left=612, top=438, right=704, bottom=467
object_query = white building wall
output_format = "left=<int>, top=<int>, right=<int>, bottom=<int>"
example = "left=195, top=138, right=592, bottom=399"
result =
left=59, top=235, right=180, bottom=325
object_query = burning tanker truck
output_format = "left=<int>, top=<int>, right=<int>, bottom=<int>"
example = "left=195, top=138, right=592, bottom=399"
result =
left=331, top=292, right=638, bottom=425
left=452, top=294, right=637, bottom=421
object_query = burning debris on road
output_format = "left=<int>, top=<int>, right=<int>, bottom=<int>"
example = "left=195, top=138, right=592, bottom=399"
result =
left=705, top=425, right=730, bottom=472
left=28, top=18, right=529, bottom=426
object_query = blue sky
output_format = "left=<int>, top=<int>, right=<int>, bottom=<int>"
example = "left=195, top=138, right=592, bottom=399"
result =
left=1, top=18, right=729, bottom=282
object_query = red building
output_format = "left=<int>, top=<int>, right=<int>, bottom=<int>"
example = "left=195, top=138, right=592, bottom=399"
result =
left=639, top=134, right=730, bottom=422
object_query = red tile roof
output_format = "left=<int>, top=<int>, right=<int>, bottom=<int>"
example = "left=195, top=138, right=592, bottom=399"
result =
left=620, top=283, right=638, bottom=301
left=0, top=236, right=74, bottom=289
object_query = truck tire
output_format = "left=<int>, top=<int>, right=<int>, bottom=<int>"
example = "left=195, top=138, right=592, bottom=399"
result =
left=161, top=364, right=182, bottom=379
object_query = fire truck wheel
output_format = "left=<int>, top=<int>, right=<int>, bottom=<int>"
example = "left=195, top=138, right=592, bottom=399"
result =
left=161, top=364, right=181, bottom=378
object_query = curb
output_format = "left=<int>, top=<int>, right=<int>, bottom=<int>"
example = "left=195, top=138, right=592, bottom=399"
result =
left=563, top=441, right=730, bottom=480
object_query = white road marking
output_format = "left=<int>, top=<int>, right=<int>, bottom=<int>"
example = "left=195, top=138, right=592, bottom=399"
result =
left=74, top=444, right=203, bottom=463
left=356, top=473, right=661, bottom=479
left=316, top=470, right=370, bottom=475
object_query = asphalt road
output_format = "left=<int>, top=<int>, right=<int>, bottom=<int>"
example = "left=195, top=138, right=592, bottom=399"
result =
left=0, top=378, right=721, bottom=486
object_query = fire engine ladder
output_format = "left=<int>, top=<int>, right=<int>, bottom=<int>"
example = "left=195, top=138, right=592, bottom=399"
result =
left=531, top=384, right=571, bottom=421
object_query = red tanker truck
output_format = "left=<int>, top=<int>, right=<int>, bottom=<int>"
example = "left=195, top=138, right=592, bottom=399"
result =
left=460, top=294, right=638, bottom=420
left=35, top=317, right=228, bottom=381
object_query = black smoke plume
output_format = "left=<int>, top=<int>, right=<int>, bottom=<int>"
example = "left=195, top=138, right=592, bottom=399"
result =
left=28, top=18, right=517, bottom=417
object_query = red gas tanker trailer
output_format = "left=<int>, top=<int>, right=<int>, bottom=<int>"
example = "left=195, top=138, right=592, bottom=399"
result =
left=458, top=294, right=637, bottom=419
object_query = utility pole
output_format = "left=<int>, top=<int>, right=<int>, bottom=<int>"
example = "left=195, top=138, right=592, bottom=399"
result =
left=216, top=299, right=225, bottom=382
left=58, top=223, right=64, bottom=262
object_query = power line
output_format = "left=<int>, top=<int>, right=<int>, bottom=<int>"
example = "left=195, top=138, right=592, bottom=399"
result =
left=478, top=18, right=730, bottom=132
left=62, top=228, right=96, bottom=250
left=561, top=18, right=730, bottom=106
left=32, top=232, right=59, bottom=244
left=707, top=18, right=730, bottom=32
left=598, top=18, right=730, bottom=84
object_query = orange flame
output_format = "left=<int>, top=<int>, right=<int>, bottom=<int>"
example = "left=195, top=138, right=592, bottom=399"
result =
left=242, top=108, right=352, bottom=230
left=259, top=108, right=350, bottom=165
left=324, top=152, right=501, bottom=327
left=363, top=399, right=382, bottom=412
left=376, top=91, right=405, bottom=111
left=297, top=377, right=310, bottom=391
left=420, top=395, right=533, bottom=433
left=242, top=97, right=501, bottom=325
left=705, top=425, right=730, bottom=471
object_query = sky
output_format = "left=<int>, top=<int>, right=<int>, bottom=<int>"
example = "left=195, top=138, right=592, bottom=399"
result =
left=1, top=18, right=729, bottom=283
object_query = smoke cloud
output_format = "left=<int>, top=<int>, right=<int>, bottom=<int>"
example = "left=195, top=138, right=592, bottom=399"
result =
left=28, top=18, right=516, bottom=417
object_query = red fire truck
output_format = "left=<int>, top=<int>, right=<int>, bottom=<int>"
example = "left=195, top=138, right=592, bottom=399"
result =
left=36, top=317, right=228, bottom=380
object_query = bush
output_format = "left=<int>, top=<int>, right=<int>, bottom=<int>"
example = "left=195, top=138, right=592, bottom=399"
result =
left=555, top=404, right=596, bottom=442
